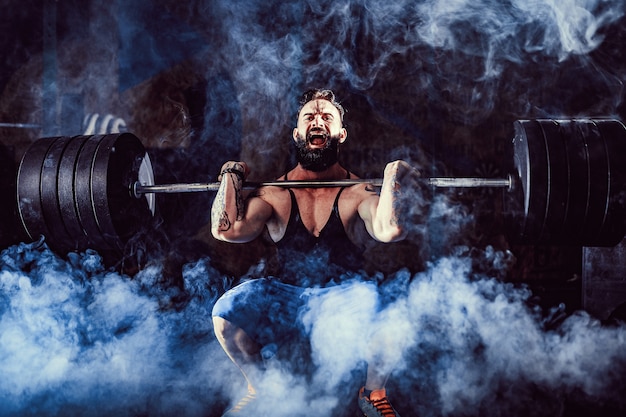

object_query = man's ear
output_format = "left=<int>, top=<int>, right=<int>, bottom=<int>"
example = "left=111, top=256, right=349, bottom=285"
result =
left=292, top=128, right=299, bottom=142
left=339, top=127, right=347, bottom=144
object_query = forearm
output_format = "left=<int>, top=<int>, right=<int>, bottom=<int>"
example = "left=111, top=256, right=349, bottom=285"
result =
left=364, top=161, right=410, bottom=242
left=211, top=163, right=246, bottom=239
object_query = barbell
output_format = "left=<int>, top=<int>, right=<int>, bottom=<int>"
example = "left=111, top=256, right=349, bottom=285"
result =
left=131, top=175, right=514, bottom=195
left=15, top=118, right=626, bottom=254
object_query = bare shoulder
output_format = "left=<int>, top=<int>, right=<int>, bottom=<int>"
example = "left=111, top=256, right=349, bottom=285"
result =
left=250, top=185, right=290, bottom=207
left=338, top=184, right=379, bottom=247
left=248, top=185, right=292, bottom=241
left=250, top=185, right=293, bottom=223
left=347, top=181, right=379, bottom=200
left=343, top=171, right=379, bottom=203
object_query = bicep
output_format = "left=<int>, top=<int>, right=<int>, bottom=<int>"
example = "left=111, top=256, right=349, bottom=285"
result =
left=358, top=193, right=405, bottom=243
left=357, top=194, right=380, bottom=240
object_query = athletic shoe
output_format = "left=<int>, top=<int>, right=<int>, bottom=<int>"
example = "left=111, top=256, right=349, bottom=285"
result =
left=357, top=386, right=400, bottom=417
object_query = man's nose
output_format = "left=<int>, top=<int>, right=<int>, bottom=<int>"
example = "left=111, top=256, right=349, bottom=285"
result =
left=311, top=115, right=324, bottom=127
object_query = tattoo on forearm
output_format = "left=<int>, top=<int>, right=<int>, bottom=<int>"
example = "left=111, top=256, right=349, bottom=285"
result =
left=386, top=170, right=402, bottom=226
left=230, top=174, right=245, bottom=221
left=212, top=191, right=231, bottom=232
left=211, top=171, right=244, bottom=232
left=218, top=211, right=232, bottom=231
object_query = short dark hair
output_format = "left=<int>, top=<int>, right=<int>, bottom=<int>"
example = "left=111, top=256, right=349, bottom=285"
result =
left=298, top=89, right=345, bottom=121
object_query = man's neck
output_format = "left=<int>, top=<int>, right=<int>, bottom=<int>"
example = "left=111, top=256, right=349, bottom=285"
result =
left=289, top=163, right=347, bottom=181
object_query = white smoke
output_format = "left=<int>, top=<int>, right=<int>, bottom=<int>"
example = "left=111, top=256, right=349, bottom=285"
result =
left=212, top=0, right=625, bottom=93
left=0, top=240, right=625, bottom=415
left=415, top=0, right=617, bottom=61
left=0, top=241, right=236, bottom=417
left=300, top=253, right=626, bottom=416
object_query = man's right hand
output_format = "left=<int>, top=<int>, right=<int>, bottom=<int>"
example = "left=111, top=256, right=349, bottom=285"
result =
left=218, top=161, right=249, bottom=182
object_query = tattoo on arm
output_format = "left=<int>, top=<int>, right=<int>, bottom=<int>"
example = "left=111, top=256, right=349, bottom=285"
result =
left=212, top=191, right=231, bottom=232
left=219, top=212, right=232, bottom=231
left=386, top=170, right=402, bottom=227
left=230, top=174, right=245, bottom=221
left=211, top=171, right=244, bottom=232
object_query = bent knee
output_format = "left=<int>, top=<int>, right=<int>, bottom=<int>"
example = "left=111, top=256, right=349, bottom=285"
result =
left=213, top=316, right=259, bottom=355
left=212, top=316, right=232, bottom=341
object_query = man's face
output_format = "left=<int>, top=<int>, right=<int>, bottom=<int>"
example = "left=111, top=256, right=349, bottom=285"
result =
left=292, top=99, right=347, bottom=171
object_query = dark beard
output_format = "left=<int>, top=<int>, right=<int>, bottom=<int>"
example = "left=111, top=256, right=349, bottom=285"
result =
left=294, top=133, right=341, bottom=172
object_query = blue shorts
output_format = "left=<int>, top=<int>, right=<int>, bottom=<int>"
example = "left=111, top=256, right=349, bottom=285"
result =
left=212, top=278, right=309, bottom=348
left=211, top=277, right=379, bottom=351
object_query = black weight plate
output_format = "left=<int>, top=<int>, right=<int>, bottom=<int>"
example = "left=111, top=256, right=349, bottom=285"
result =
left=40, top=136, right=76, bottom=252
left=57, top=135, right=90, bottom=250
left=16, top=138, right=60, bottom=243
left=75, top=135, right=110, bottom=250
left=538, top=119, right=569, bottom=243
left=594, top=119, right=626, bottom=246
left=577, top=120, right=610, bottom=245
left=91, top=133, right=150, bottom=250
left=511, top=119, right=549, bottom=243
left=559, top=120, right=590, bottom=245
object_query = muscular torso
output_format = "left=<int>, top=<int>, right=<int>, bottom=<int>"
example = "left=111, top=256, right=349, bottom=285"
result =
left=247, top=167, right=375, bottom=286
left=255, top=169, right=375, bottom=248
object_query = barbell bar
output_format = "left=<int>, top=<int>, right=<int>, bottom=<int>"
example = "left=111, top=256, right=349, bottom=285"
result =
left=15, top=118, right=626, bottom=254
left=131, top=176, right=514, bottom=196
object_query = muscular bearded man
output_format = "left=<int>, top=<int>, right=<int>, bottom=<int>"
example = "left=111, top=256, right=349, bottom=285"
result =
left=211, top=89, right=418, bottom=417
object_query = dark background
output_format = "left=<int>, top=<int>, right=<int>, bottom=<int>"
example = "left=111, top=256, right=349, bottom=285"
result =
left=1, top=2, right=626, bottom=415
